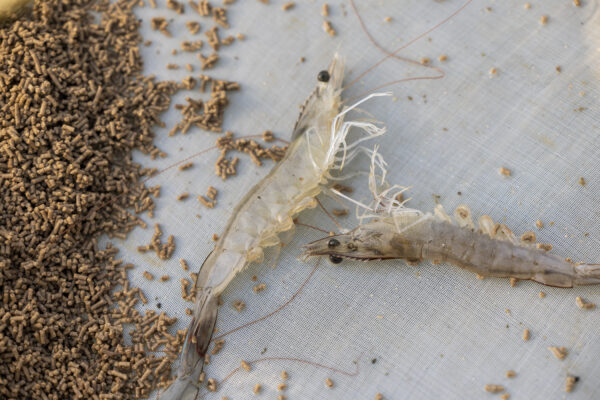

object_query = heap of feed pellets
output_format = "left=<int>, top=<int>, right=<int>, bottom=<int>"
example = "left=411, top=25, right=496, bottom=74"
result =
left=0, top=0, right=184, bottom=398
left=0, top=0, right=292, bottom=397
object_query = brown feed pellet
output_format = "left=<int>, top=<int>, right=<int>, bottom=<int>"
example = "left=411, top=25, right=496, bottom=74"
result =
left=484, top=384, right=504, bottom=393
left=576, top=296, right=595, bottom=309
left=548, top=346, right=568, bottom=360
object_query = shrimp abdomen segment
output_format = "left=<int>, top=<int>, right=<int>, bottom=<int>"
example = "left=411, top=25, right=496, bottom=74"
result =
left=407, top=218, right=577, bottom=287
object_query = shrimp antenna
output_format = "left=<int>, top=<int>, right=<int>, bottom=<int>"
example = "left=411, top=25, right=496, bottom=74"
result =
left=344, top=0, right=474, bottom=90
left=212, top=259, right=320, bottom=341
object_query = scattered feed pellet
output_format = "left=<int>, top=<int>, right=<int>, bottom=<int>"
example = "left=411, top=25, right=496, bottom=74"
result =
left=506, top=370, right=516, bottom=378
left=233, top=299, right=246, bottom=311
left=282, top=1, right=295, bottom=11
left=578, top=177, right=586, bottom=186
left=540, top=15, right=548, bottom=24
left=548, top=346, right=568, bottom=360
left=325, top=377, right=334, bottom=388
left=565, top=376, right=578, bottom=392
left=278, top=383, right=287, bottom=391
left=484, top=384, right=504, bottom=393
left=576, top=296, right=595, bottom=309
left=499, top=167, right=511, bottom=176
left=500, top=394, right=510, bottom=400
left=241, top=360, right=252, bottom=371
left=523, top=328, right=531, bottom=341
left=536, top=220, right=544, bottom=229
left=143, top=271, right=155, bottom=280
left=323, top=20, right=336, bottom=36
left=254, top=383, right=262, bottom=394
left=539, top=291, right=546, bottom=298
left=281, top=370, right=289, bottom=380
left=253, top=283, right=267, bottom=293
left=439, top=54, right=448, bottom=61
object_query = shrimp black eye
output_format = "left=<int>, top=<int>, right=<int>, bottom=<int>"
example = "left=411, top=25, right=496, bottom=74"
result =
left=328, top=238, right=340, bottom=248
left=329, top=254, right=343, bottom=264
left=317, top=70, right=330, bottom=83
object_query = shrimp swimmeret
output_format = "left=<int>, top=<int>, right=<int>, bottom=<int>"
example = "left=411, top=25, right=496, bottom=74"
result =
left=161, top=54, right=391, bottom=400
left=303, top=151, right=600, bottom=288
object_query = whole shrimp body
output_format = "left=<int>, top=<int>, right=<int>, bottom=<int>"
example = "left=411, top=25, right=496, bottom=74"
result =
left=162, top=55, right=389, bottom=399
left=303, top=153, right=600, bottom=288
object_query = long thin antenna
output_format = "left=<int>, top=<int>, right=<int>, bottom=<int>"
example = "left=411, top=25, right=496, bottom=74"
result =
left=345, top=0, right=474, bottom=90
left=212, top=259, right=320, bottom=341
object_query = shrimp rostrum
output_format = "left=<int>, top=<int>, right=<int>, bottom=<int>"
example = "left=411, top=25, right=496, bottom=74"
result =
left=303, top=151, right=600, bottom=288
left=162, top=54, right=390, bottom=399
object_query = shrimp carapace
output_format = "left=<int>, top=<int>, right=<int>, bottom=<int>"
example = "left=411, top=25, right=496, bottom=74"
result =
left=303, top=206, right=600, bottom=288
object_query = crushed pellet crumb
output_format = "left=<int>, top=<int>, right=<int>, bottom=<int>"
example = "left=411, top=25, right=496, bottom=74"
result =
left=211, top=339, right=225, bottom=355
left=160, top=275, right=171, bottom=282
left=241, top=360, right=252, bottom=371
left=384, top=16, right=392, bottom=22
left=186, top=21, right=201, bottom=34
left=212, top=233, right=220, bottom=241
left=207, top=378, right=218, bottom=391
left=278, top=383, right=287, bottom=391
left=500, top=394, right=510, bottom=400
left=143, top=271, right=155, bottom=280
left=576, top=296, right=595, bottom=309
left=281, top=370, right=289, bottom=380
left=278, top=395, right=286, bottom=400
left=180, top=259, right=190, bottom=272
left=375, top=394, right=384, bottom=400
left=151, top=16, right=171, bottom=36
left=523, top=328, right=531, bottom=341
left=251, top=275, right=258, bottom=281
left=236, top=33, right=245, bottom=40
left=484, top=384, right=504, bottom=393
left=438, top=54, right=448, bottom=61
left=179, top=162, right=194, bottom=170
left=322, top=3, right=329, bottom=16
left=536, top=220, right=544, bottom=229
left=167, top=63, right=179, bottom=70
left=536, top=243, right=553, bottom=252
left=253, top=283, right=266, bottom=293
left=281, top=1, right=295, bottom=11
left=489, top=67, right=498, bottom=76
left=539, top=291, right=546, bottom=298
left=521, top=231, right=536, bottom=243
left=254, top=383, right=262, bottom=394
left=540, top=15, right=548, bottom=24
left=548, top=346, right=568, bottom=360
left=499, top=167, right=511, bottom=176
left=573, top=0, right=581, bottom=6
left=506, top=370, right=516, bottom=378
left=420, top=57, right=430, bottom=65
left=233, top=300, right=246, bottom=311
left=325, top=378, right=334, bottom=388
left=578, top=177, right=586, bottom=186
left=565, top=376, right=578, bottom=392
left=524, top=2, right=531, bottom=8
left=323, top=20, right=336, bottom=36
left=509, top=277, right=519, bottom=287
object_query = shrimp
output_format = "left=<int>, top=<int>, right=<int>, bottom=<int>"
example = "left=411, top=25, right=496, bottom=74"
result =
left=302, top=150, right=600, bottom=288
left=161, top=54, right=390, bottom=399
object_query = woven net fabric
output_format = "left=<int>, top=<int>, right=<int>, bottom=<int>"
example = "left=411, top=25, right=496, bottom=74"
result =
left=117, top=1, right=600, bottom=398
